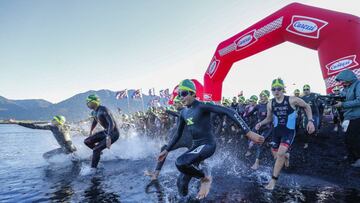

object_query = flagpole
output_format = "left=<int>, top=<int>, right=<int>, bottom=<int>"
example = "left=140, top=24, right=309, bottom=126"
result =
left=126, top=89, right=130, bottom=113
left=141, top=89, right=145, bottom=113
left=140, top=88, right=148, bottom=135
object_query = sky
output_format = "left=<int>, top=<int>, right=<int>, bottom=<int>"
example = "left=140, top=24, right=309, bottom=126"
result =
left=0, top=0, right=359, bottom=103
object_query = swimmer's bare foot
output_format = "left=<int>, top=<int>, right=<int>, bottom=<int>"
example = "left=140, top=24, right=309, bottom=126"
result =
left=197, top=176, right=212, bottom=199
left=285, top=153, right=290, bottom=168
left=251, top=159, right=260, bottom=170
left=265, top=177, right=277, bottom=190
left=144, top=170, right=159, bottom=180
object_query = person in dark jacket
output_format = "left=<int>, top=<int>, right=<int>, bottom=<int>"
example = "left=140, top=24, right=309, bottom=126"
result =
left=334, top=69, right=360, bottom=167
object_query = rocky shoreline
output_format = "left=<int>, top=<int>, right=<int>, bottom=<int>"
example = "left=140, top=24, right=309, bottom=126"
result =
left=230, top=123, right=360, bottom=189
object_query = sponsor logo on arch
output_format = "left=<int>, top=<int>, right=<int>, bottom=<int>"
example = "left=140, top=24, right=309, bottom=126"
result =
left=286, top=15, right=328, bottom=39
left=234, top=30, right=258, bottom=51
left=206, top=57, right=220, bottom=78
left=326, top=55, right=359, bottom=75
left=204, top=93, right=212, bottom=101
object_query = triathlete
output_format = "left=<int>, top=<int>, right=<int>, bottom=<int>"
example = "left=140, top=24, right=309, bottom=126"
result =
left=145, top=96, right=193, bottom=182
left=10, top=116, right=78, bottom=160
left=245, top=90, right=273, bottom=170
left=158, top=79, right=264, bottom=199
left=330, top=86, right=344, bottom=132
left=301, top=84, right=320, bottom=149
left=84, top=94, right=120, bottom=172
left=255, top=78, right=315, bottom=190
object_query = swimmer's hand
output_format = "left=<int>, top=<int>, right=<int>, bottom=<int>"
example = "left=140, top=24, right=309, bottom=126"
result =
left=106, top=136, right=111, bottom=149
left=255, top=122, right=262, bottom=131
left=306, top=121, right=315, bottom=135
left=246, top=131, right=265, bottom=144
left=158, top=150, right=168, bottom=162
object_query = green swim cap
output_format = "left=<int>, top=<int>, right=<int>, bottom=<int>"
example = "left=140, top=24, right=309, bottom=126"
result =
left=250, top=95, right=258, bottom=102
left=271, top=78, right=285, bottom=88
left=238, top=96, right=245, bottom=103
left=260, top=90, right=270, bottom=98
left=178, top=79, right=196, bottom=93
left=53, top=115, right=66, bottom=125
left=294, top=89, right=300, bottom=94
left=303, top=84, right=310, bottom=89
left=174, top=95, right=181, bottom=103
left=86, top=94, right=100, bottom=104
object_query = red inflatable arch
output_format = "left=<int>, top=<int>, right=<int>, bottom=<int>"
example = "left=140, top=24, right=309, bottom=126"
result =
left=168, top=79, right=204, bottom=104
left=203, top=2, right=360, bottom=101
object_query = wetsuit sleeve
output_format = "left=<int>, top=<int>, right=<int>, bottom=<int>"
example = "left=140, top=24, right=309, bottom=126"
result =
left=90, top=119, right=97, bottom=132
left=165, top=109, right=180, bottom=117
left=18, top=122, right=51, bottom=130
left=102, top=113, right=114, bottom=136
left=200, top=103, right=250, bottom=134
left=166, top=113, right=186, bottom=151
left=343, top=82, right=360, bottom=109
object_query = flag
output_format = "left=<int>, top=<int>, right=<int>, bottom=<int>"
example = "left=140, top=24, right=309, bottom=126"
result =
left=132, top=89, right=142, bottom=99
left=116, top=89, right=128, bottom=99
left=164, top=88, right=170, bottom=97
left=148, top=88, right=155, bottom=96
left=159, top=90, right=165, bottom=98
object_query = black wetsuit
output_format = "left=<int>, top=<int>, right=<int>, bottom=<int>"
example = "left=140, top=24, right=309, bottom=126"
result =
left=247, top=102, right=273, bottom=159
left=237, top=104, right=246, bottom=116
left=317, top=99, right=325, bottom=128
left=244, top=105, right=257, bottom=129
left=230, top=102, right=238, bottom=110
left=329, top=93, right=344, bottom=128
left=301, top=93, right=320, bottom=131
left=166, top=100, right=250, bottom=196
left=84, top=105, right=120, bottom=168
left=18, top=123, right=77, bottom=159
left=155, top=108, right=192, bottom=172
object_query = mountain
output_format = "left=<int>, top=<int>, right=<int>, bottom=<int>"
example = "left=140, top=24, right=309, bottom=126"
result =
left=13, top=99, right=52, bottom=109
left=0, top=96, right=52, bottom=119
left=0, top=96, right=26, bottom=118
left=0, top=90, right=165, bottom=121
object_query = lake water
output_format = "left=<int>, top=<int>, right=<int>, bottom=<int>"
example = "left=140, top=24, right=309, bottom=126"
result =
left=1, top=124, right=359, bottom=202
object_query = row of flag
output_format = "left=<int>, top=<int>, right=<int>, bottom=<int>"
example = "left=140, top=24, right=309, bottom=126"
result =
left=115, top=88, right=171, bottom=100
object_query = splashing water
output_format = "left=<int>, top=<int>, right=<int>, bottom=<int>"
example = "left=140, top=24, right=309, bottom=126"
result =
left=1, top=124, right=360, bottom=202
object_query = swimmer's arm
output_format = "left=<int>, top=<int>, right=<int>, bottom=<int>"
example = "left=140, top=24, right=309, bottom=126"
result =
left=166, top=114, right=185, bottom=151
left=292, top=96, right=313, bottom=121
left=201, top=103, right=250, bottom=134
left=90, top=119, right=97, bottom=135
left=17, top=122, right=51, bottom=130
left=103, top=112, right=114, bottom=136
